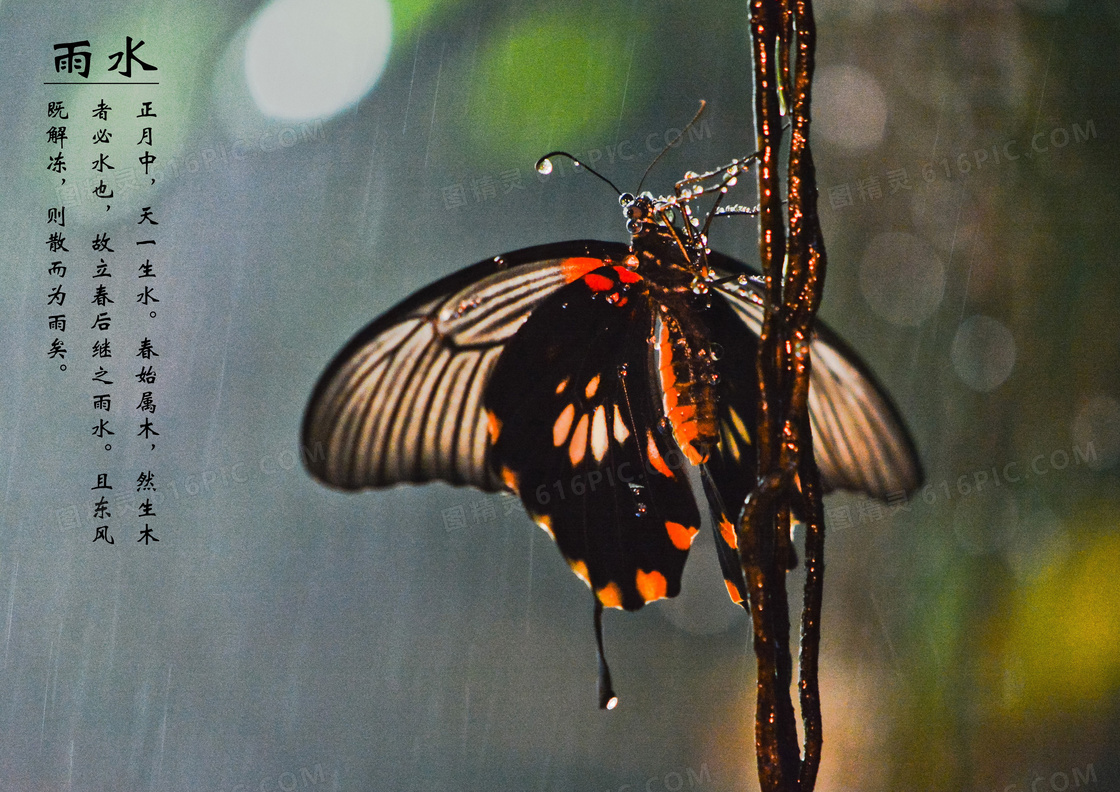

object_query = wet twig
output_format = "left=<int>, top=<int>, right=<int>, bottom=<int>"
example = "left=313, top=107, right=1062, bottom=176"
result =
left=739, top=2, right=828, bottom=791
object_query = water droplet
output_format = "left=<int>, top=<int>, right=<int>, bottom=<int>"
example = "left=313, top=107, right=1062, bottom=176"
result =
left=693, top=184, right=704, bottom=195
left=690, top=217, right=700, bottom=228
left=536, top=158, right=553, bottom=175
left=665, top=208, right=675, bottom=222
left=617, top=363, right=628, bottom=376
left=728, top=165, right=740, bottom=176
left=683, top=171, right=699, bottom=180
left=635, top=503, right=648, bottom=516
left=626, top=219, right=641, bottom=235
left=726, top=176, right=738, bottom=187
left=737, top=274, right=750, bottom=286
left=680, top=188, right=693, bottom=199
left=710, top=343, right=724, bottom=360
left=619, top=192, right=634, bottom=206
left=691, top=279, right=708, bottom=295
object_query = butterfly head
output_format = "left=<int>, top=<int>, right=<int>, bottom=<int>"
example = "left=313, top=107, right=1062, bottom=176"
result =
left=619, top=192, right=659, bottom=237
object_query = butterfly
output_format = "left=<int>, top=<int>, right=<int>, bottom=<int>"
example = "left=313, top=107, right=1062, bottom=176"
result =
left=301, top=151, right=922, bottom=708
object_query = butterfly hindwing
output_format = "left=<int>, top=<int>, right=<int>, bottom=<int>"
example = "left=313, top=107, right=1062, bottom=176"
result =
left=707, top=250, right=922, bottom=499
left=698, top=251, right=924, bottom=605
left=484, top=264, right=702, bottom=612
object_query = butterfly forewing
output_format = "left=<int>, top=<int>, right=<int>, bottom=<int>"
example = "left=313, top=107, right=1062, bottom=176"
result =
left=301, top=242, right=626, bottom=492
left=485, top=264, right=702, bottom=611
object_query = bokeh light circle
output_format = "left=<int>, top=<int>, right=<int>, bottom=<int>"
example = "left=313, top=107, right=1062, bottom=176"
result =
left=859, top=231, right=946, bottom=326
left=814, top=64, right=888, bottom=151
left=244, top=0, right=392, bottom=122
left=1072, top=394, right=1120, bottom=470
left=950, top=315, right=1016, bottom=392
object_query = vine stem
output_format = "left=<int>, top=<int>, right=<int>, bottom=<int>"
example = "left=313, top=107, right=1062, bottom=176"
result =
left=739, top=2, right=827, bottom=791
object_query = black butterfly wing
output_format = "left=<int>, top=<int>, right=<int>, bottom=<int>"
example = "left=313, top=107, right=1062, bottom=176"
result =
left=484, top=264, right=702, bottom=612
left=702, top=250, right=924, bottom=603
left=301, top=241, right=629, bottom=491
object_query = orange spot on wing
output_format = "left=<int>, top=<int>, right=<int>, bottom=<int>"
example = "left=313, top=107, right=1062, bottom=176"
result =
left=724, top=578, right=744, bottom=604
left=719, top=518, right=738, bottom=550
left=613, top=405, right=630, bottom=444
left=597, top=581, right=623, bottom=609
left=590, top=404, right=609, bottom=462
left=501, top=466, right=520, bottom=493
left=561, top=257, right=605, bottom=283
left=665, top=521, right=698, bottom=551
left=555, top=376, right=570, bottom=394
left=486, top=410, right=502, bottom=443
left=568, top=559, right=591, bottom=587
left=584, top=375, right=600, bottom=399
left=583, top=272, right=614, bottom=292
left=569, top=412, right=590, bottom=466
left=553, top=403, right=576, bottom=447
left=646, top=432, right=675, bottom=478
left=534, top=513, right=555, bottom=540
left=635, top=569, right=668, bottom=602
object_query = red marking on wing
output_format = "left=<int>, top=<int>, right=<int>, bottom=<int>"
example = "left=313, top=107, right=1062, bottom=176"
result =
left=561, top=257, right=607, bottom=283
left=613, top=265, right=640, bottom=284
left=583, top=272, right=614, bottom=292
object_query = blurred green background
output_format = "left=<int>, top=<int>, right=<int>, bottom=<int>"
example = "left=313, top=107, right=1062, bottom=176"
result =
left=0, top=1, right=1117, bottom=790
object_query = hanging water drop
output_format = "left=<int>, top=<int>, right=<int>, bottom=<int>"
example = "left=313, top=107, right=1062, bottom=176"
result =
left=536, top=158, right=553, bottom=175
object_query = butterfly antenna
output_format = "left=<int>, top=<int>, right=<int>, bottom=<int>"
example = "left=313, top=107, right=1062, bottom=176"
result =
left=594, top=599, right=618, bottom=710
left=636, top=100, right=707, bottom=194
left=536, top=151, right=623, bottom=197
